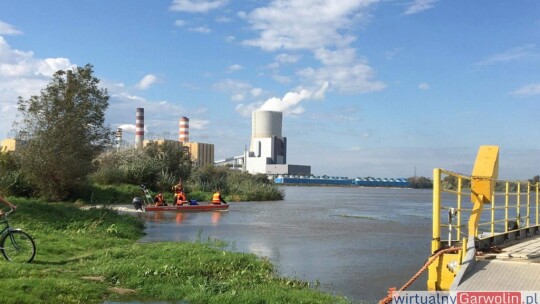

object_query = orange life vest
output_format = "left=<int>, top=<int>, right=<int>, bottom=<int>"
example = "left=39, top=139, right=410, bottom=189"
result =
left=175, top=192, right=186, bottom=204
left=154, top=194, right=165, bottom=206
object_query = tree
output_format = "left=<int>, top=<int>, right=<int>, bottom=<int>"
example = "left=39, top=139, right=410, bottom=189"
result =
left=408, top=176, right=433, bottom=189
left=144, top=142, right=192, bottom=191
left=14, top=64, right=112, bottom=200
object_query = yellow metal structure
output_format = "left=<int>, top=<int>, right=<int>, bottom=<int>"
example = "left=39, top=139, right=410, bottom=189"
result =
left=469, top=146, right=499, bottom=237
left=427, top=145, right=540, bottom=290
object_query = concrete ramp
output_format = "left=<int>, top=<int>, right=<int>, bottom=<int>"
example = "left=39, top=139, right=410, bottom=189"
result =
left=454, top=235, right=540, bottom=291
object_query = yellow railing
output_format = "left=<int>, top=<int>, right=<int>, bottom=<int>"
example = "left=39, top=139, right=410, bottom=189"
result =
left=428, top=146, right=540, bottom=290
left=432, top=169, right=539, bottom=249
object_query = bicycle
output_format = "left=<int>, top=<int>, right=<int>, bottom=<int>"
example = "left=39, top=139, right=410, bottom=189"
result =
left=0, top=209, right=36, bottom=263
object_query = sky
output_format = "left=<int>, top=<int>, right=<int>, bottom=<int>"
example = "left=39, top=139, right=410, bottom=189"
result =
left=0, top=0, right=539, bottom=180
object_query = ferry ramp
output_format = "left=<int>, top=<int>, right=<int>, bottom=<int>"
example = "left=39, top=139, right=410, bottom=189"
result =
left=452, top=235, right=540, bottom=290
left=426, top=146, right=540, bottom=291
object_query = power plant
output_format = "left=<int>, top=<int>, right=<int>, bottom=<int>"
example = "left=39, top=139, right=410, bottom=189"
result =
left=244, top=110, right=310, bottom=175
left=0, top=106, right=407, bottom=186
left=130, top=108, right=215, bottom=168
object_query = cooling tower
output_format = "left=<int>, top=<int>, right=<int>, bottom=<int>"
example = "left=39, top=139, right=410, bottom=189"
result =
left=135, top=108, right=144, bottom=148
left=179, top=117, right=189, bottom=143
left=252, top=110, right=282, bottom=139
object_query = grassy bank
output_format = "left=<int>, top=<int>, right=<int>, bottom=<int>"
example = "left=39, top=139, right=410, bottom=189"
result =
left=1, top=198, right=349, bottom=304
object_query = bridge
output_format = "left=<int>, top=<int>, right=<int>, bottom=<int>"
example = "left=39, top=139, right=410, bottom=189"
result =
left=428, top=146, right=540, bottom=291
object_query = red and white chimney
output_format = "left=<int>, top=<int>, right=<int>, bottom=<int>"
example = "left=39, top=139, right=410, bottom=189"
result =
left=179, top=117, right=189, bottom=143
left=135, top=108, right=144, bottom=148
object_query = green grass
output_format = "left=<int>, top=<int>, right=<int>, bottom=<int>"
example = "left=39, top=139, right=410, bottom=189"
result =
left=0, top=198, right=351, bottom=304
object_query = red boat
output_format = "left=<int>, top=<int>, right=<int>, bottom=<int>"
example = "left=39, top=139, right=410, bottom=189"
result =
left=143, top=203, right=229, bottom=212
left=134, top=185, right=229, bottom=212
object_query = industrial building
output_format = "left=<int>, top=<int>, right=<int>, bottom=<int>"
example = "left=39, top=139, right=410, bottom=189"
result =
left=244, top=110, right=310, bottom=175
left=183, top=142, right=214, bottom=168
left=128, top=110, right=214, bottom=168
left=0, top=138, right=23, bottom=152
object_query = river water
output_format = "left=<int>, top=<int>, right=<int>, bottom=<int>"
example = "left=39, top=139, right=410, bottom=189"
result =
left=136, top=186, right=434, bottom=303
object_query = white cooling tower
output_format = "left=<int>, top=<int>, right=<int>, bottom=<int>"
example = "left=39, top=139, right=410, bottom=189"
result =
left=246, top=110, right=287, bottom=174
left=252, top=110, right=282, bottom=139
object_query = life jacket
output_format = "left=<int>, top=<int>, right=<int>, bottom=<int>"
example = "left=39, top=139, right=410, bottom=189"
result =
left=154, top=194, right=165, bottom=206
left=212, top=192, right=221, bottom=204
left=176, top=192, right=186, bottom=204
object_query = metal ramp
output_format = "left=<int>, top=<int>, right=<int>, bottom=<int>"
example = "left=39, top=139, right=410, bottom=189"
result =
left=453, top=235, right=540, bottom=291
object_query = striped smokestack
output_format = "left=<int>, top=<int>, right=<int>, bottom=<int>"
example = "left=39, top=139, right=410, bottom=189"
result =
left=135, top=108, right=144, bottom=148
left=179, top=117, right=189, bottom=143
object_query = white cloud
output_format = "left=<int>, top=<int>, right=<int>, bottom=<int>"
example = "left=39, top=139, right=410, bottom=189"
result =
left=243, top=0, right=378, bottom=51
left=169, top=0, right=229, bottom=13
left=250, top=88, right=263, bottom=97
left=298, top=48, right=385, bottom=93
left=174, top=20, right=186, bottom=27
left=228, top=64, right=243, bottom=73
left=231, top=94, right=245, bottom=101
left=106, top=81, right=188, bottom=137
left=215, top=16, right=231, bottom=23
left=477, top=44, right=538, bottom=65
left=36, top=58, right=74, bottom=76
left=241, top=1, right=385, bottom=94
left=214, top=79, right=264, bottom=102
left=272, top=74, right=292, bottom=84
left=235, top=82, right=329, bottom=117
left=403, top=0, right=438, bottom=15
left=275, top=53, right=301, bottom=64
left=235, top=102, right=262, bottom=118
left=190, top=119, right=209, bottom=130
left=188, top=26, right=211, bottom=34
left=418, top=82, right=430, bottom=90
left=510, top=83, right=540, bottom=97
left=136, top=74, right=158, bottom=90
left=0, top=21, right=23, bottom=35
left=214, top=79, right=252, bottom=93
left=0, top=36, right=76, bottom=135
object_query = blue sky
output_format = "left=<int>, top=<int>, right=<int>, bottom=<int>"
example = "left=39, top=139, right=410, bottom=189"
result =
left=0, top=0, right=539, bottom=179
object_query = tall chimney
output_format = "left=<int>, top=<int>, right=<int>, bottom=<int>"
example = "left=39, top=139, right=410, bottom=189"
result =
left=115, top=127, right=123, bottom=149
left=179, top=117, right=189, bottom=143
left=135, top=108, right=144, bottom=148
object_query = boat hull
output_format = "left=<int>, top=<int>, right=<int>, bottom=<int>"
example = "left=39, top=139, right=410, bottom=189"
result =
left=144, top=204, right=229, bottom=212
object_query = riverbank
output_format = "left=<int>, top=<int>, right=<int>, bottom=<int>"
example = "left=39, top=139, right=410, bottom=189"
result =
left=1, top=198, right=350, bottom=304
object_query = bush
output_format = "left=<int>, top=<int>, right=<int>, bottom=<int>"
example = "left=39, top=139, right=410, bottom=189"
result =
left=188, top=166, right=283, bottom=201
left=91, top=145, right=191, bottom=190
left=0, top=152, right=33, bottom=197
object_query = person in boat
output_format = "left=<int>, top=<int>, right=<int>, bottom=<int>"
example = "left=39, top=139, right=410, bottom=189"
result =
left=212, top=190, right=228, bottom=205
left=172, top=179, right=187, bottom=206
left=153, top=192, right=167, bottom=206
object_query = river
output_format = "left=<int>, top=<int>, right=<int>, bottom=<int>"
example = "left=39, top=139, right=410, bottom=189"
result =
left=136, top=186, right=434, bottom=303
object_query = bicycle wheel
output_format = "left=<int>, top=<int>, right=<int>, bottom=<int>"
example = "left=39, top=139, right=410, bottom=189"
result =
left=1, top=230, right=36, bottom=263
